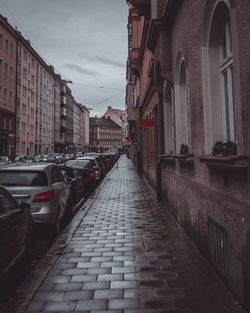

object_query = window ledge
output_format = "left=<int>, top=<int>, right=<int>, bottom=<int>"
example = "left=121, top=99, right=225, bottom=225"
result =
left=172, top=154, right=194, bottom=160
left=159, top=154, right=176, bottom=165
left=198, top=155, right=249, bottom=172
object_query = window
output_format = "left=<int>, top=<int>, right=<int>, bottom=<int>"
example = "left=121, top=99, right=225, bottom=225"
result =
left=31, top=75, right=35, bottom=85
left=22, top=122, right=26, bottom=133
left=10, top=67, right=13, bottom=79
left=23, top=86, right=27, bottom=97
left=0, top=86, right=1, bottom=103
left=10, top=43, right=13, bottom=57
left=202, top=2, right=236, bottom=153
left=0, top=59, right=2, bottom=73
left=0, top=34, right=2, bottom=48
left=9, top=91, right=12, bottom=107
left=24, top=49, right=27, bottom=61
left=5, top=39, right=8, bottom=54
left=17, top=45, right=21, bottom=60
left=23, top=67, right=27, bottom=79
left=17, top=83, right=21, bottom=98
left=22, top=103, right=26, bottom=115
left=5, top=63, right=8, bottom=77
left=175, top=52, right=189, bottom=153
left=32, top=57, right=35, bottom=68
left=4, top=88, right=7, bottom=104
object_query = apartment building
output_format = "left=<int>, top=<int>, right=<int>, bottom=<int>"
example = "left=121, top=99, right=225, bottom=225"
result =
left=126, top=0, right=250, bottom=309
left=102, top=106, right=126, bottom=144
left=15, top=32, right=55, bottom=156
left=0, top=16, right=17, bottom=157
left=65, top=86, right=74, bottom=153
left=89, top=116, right=122, bottom=149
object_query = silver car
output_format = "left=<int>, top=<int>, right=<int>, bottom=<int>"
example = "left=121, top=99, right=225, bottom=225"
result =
left=0, top=163, right=70, bottom=234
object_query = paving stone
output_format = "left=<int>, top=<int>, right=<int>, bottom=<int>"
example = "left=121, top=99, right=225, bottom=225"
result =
left=62, top=268, right=87, bottom=275
left=108, top=299, right=140, bottom=309
left=54, top=282, right=82, bottom=291
left=87, top=268, right=111, bottom=274
left=34, top=291, right=64, bottom=301
left=63, top=290, right=94, bottom=301
left=94, top=289, right=123, bottom=299
left=71, top=274, right=97, bottom=282
left=43, top=300, right=77, bottom=311
left=76, top=299, right=108, bottom=311
left=97, top=274, right=123, bottom=281
left=112, top=267, right=136, bottom=274
left=110, top=281, right=138, bottom=289
left=82, top=281, right=110, bottom=290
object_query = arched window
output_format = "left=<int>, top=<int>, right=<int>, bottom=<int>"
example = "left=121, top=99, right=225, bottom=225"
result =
left=175, top=51, right=189, bottom=153
left=163, top=80, right=173, bottom=154
left=202, top=1, right=236, bottom=152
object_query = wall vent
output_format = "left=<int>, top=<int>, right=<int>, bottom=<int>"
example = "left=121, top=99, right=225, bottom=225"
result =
left=208, top=217, right=228, bottom=274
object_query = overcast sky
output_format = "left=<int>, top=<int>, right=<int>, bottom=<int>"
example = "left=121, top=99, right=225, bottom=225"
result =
left=0, top=0, right=128, bottom=117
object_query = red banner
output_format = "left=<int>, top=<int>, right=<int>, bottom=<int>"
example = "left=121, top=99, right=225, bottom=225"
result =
left=139, top=118, right=154, bottom=128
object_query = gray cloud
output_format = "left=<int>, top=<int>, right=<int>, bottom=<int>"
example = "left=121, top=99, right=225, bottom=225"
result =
left=0, top=0, right=128, bottom=114
left=88, top=56, right=125, bottom=68
left=64, top=64, right=96, bottom=76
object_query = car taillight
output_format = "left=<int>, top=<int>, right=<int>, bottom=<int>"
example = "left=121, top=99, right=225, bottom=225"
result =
left=108, top=160, right=112, bottom=167
left=88, top=170, right=95, bottom=178
left=33, top=190, right=55, bottom=203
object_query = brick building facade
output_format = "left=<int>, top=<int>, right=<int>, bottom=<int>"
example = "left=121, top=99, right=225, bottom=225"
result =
left=126, top=0, right=250, bottom=310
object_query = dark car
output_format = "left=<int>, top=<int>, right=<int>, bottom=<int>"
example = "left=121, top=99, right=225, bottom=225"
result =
left=65, top=159, right=96, bottom=193
left=25, top=156, right=35, bottom=163
left=0, top=185, right=35, bottom=289
left=58, top=165, right=85, bottom=207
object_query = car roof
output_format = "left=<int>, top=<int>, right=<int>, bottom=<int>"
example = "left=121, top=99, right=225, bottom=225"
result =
left=0, top=162, right=55, bottom=171
left=77, top=156, right=96, bottom=160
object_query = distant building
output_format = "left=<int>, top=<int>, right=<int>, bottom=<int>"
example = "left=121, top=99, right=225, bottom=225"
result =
left=73, top=101, right=89, bottom=152
left=89, top=116, right=122, bottom=149
left=102, top=106, right=126, bottom=145
left=0, top=16, right=17, bottom=157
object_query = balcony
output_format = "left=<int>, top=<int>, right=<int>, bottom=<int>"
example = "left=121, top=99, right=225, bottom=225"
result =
left=61, top=95, right=66, bottom=106
left=60, top=107, right=67, bottom=119
left=60, top=119, right=67, bottom=132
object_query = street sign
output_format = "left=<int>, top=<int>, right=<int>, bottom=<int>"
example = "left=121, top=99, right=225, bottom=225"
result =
left=139, top=118, right=154, bottom=128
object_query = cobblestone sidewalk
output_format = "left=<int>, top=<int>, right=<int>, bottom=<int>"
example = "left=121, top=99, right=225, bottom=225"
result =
left=3, top=155, right=245, bottom=313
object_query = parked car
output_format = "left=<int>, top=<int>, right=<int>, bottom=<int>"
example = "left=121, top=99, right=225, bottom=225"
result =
left=84, top=153, right=107, bottom=178
left=34, top=155, right=43, bottom=162
left=103, top=153, right=114, bottom=170
left=58, top=165, right=85, bottom=207
left=42, top=154, right=50, bottom=162
left=0, top=156, right=12, bottom=166
left=76, top=156, right=102, bottom=182
left=0, top=163, right=70, bottom=234
left=25, top=156, right=35, bottom=163
left=14, top=155, right=26, bottom=163
left=65, top=159, right=96, bottom=193
left=0, top=185, right=35, bottom=288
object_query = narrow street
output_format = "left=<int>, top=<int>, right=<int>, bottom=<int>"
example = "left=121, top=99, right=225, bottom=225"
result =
left=2, top=155, right=245, bottom=313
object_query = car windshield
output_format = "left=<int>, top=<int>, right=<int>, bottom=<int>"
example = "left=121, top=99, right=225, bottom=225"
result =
left=65, top=160, right=89, bottom=168
left=0, top=170, right=48, bottom=186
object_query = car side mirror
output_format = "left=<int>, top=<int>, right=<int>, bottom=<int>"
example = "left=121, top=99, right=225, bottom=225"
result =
left=65, top=177, right=73, bottom=184
left=20, top=201, right=31, bottom=212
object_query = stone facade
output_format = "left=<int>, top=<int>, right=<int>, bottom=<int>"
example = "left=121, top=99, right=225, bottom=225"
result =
left=126, top=0, right=250, bottom=310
